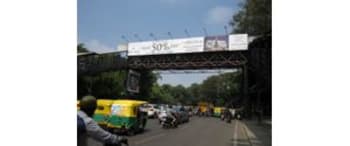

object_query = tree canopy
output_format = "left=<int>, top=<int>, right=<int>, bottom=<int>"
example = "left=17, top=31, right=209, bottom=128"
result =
left=230, top=0, right=271, bottom=35
left=78, top=71, right=127, bottom=99
left=78, top=70, right=243, bottom=106
left=148, top=71, right=243, bottom=106
left=78, top=43, right=89, bottom=53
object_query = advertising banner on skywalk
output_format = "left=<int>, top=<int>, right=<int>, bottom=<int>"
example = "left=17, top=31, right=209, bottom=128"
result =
left=117, top=43, right=128, bottom=52
left=204, top=35, right=229, bottom=51
left=127, top=34, right=248, bottom=56
left=128, top=37, right=204, bottom=56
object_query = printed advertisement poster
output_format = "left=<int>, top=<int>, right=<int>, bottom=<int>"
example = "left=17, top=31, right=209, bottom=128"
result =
left=204, top=35, right=229, bottom=51
left=126, top=70, right=140, bottom=93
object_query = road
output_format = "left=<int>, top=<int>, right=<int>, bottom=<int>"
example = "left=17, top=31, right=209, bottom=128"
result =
left=87, top=116, right=268, bottom=146
left=127, top=117, right=255, bottom=146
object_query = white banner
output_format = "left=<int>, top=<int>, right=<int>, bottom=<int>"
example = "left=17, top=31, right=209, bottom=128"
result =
left=117, top=43, right=128, bottom=52
left=127, top=34, right=248, bottom=56
left=128, top=37, right=204, bottom=56
left=229, top=34, right=248, bottom=51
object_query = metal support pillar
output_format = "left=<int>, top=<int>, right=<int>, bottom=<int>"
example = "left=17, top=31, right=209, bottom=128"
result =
left=242, top=63, right=249, bottom=115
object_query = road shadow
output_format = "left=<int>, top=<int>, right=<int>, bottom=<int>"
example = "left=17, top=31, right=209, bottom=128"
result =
left=140, top=128, right=151, bottom=134
left=114, top=128, right=153, bottom=137
left=242, top=120, right=271, bottom=146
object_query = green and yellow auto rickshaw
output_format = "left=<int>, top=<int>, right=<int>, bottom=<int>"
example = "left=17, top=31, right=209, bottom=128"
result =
left=198, top=102, right=208, bottom=116
left=198, top=102, right=214, bottom=116
left=93, top=99, right=114, bottom=128
left=107, top=99, right=148, bottom=135
left=213, top=107, right=225, bottom=117
left=77, top=100, right=80, bottom=110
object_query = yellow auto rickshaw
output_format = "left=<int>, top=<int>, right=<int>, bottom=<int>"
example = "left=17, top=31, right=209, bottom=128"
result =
left=77, top=100, right=80, bottom=110
left=107, top=99, right=148, bottom=135
left=214, top=107, right=225, bottom=117
left=92, top=99, right=114, bottom=128
left=198, top=102, right=210, bottom=116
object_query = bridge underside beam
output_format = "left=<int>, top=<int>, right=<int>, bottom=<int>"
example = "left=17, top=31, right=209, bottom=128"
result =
left=128, top=51, right=248, bottom=70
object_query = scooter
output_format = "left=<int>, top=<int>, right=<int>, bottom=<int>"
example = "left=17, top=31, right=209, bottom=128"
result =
left=220, top=113, right=225, bottom=121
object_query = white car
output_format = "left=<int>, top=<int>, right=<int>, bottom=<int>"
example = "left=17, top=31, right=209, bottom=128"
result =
left=144, top=104, right=160, bottom=118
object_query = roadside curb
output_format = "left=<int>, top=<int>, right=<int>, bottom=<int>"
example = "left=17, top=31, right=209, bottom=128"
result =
left=240, top=121, right=265, bottom=146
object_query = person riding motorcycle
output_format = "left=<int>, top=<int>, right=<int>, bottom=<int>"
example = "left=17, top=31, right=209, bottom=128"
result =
left=78, top=96, right=128, bottom=146
left=223, top=107, right=232, bottom=123
left=165, top=106, right=177, bottom=127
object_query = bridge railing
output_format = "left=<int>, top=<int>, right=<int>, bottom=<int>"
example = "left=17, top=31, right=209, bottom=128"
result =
left=78, top=52, right=127, bottom=75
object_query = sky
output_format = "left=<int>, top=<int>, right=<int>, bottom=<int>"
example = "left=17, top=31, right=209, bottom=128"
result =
left=78, top=0, right=241, bottom=87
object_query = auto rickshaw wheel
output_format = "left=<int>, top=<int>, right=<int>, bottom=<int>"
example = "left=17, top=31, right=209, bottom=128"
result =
left=127, top=128, right=135, bottom=136
left=138, top=122, right=145, bottom=132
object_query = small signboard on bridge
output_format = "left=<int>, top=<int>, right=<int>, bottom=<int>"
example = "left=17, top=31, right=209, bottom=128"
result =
left=126, top=70, right=141, bottom=93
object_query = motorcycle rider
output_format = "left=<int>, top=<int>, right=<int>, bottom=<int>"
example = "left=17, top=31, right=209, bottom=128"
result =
left=78, top=95, right=128, bottom=146
left=223, top=106, right=232, bottom=123
left=166, top=105, right=177, bottom=126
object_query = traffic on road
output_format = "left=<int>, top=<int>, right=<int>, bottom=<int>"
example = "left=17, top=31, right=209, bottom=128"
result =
left=77, top=97, right=254, bottom=146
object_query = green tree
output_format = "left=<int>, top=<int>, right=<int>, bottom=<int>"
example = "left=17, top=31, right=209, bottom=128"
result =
left=137, top=70, right=160, bottom=100
left=91, top=71, right=127, bottom=98
left=77, top=71, right=127, bottom=99
left=192, top=71, right=243, bottom=106
left=188, top=83, right=201, bottom=104
left=171, top=85, right=190, bottom=104
left=77, top=43, right=89, bottom=53
left=217, top=72, right=242, bottom=104
left=149, top=83, right=162, bottom=103
left=230, top=0, right=271, bottom=35
left=199, top=75, right=220, bottom=103
left=161, top=84, right=172, bottom=96
left=150, top=83, right=176, bottom=104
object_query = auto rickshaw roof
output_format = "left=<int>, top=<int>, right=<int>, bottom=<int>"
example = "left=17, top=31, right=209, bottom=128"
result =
left=97, top=99, right=114, bottom=105
left=112, top=99, right=148, bottom=106
left=214, top=107, right=225, bottom=108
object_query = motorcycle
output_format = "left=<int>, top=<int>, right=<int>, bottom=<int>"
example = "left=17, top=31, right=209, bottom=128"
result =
left=225, top=114, right=232, bottom=123
left=160, top=116, right=178, bottom=128
left=220, top=113, right=225, bottom=121
left=222, top=109, right=232, bottom=123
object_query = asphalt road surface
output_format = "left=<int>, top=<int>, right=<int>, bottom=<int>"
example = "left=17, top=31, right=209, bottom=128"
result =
left=88, top=116, right=262, bottom=146
left=127, top=117, right=254, bottom=146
